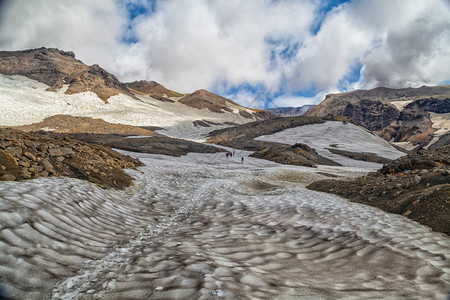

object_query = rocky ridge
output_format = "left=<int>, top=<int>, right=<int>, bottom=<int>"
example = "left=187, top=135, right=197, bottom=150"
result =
left=15, top=115, right=156, bottom=136
left=126, top=80, right=183, bottom=98
left=0, top=48, right=134, bottom=102
left=0, top=128, right=143, bottom=189
left=307, top=145, right=450, bottom=235
left=305, top=85, right=450, bottom=150
left=207, top=116, right=344, bottom=167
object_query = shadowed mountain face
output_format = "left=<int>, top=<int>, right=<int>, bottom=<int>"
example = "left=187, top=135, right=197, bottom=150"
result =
left=305, top=85, right=450, bottom=150
left=0, top=47, right=133, bottom=102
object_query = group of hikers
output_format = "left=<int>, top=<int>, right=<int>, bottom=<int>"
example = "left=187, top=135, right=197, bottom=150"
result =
left=226, top=150, right=244, bottom=162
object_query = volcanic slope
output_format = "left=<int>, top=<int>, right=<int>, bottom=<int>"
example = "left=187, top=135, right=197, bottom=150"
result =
left=208, top=116, right=405, bottom=168
left=305, top=85, right=450, bottom=150
left=0, top=48, right=274, bottom=141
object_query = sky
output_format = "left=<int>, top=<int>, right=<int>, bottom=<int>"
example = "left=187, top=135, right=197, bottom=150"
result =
left=0, top=0, right=449, bottom=109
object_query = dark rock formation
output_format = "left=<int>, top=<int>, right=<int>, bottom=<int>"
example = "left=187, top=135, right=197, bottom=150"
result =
left=305, top=85, right=450, bottom=149
left=0, top=128, right=143, bottom=189
left=307, top=145, right=450, bottom=235
left=207, top=116, right=344, bottom=167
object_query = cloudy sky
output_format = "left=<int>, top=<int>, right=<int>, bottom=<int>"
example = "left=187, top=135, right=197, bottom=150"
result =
left=0, top=0, right=449, bottom=108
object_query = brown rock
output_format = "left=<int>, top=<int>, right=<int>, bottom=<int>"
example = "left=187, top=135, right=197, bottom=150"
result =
left=40, top=158, right=54, bottom=171
left=48, top=147, right=64, bottom=156
left=24, top=151, right=37, bottom=161
left=19, top=160, right=31, bottom=168
left=1, top=174, right=16, bottom=181
left=39, top=171, right=49, bottom=177
left=6, top=146, right=22, bottom=156
left=56, top=156, right=65, bottom=162
left=3, top=152, right=18, bottom=166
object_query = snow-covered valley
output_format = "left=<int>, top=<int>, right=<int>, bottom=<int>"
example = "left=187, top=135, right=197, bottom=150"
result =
left=0, top=150, right=448, bottom=299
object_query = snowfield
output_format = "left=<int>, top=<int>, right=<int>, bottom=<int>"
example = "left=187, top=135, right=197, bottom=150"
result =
left=255, top=121, right=406, bottom=168
left=0, top=74, right=255, bottom=141
left=0, top=150, right=448, bottom=299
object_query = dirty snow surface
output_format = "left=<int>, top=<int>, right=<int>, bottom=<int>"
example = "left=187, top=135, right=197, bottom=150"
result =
left=0, top=150, right=449, bottom=300
left=256, top=121, right=406, bottom=168
left=0, top=74, right=254, bottom=141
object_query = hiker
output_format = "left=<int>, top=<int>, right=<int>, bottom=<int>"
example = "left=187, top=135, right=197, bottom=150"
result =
left=226, top=152, right=229, bottom=158
left=241, top=156, right=244, bottom=163
left=232, top=151, right=235, bottom=157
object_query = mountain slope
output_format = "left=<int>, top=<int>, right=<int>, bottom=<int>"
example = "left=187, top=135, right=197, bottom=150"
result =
left=305, top=86, right=450, bottom=150
left=0, top=48, right=275, bottom=140
left=125, top=80, right=183, bottom=98
left=0, top=47, right=133, bottom=102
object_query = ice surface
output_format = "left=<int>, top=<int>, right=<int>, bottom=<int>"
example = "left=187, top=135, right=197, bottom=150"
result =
left=255, top=121, right=406, bottom=168
left=0, top=150, right=448, bottom=299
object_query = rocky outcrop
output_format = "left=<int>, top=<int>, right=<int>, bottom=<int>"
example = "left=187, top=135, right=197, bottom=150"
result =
left=0, top=47, right=134, bottom=102
left=126, top=80, right=183, bottom=98
left=0, top=128, right=143, bottom=189
left=15, top=115, right=156, bottom=136
left=307, top=145, right=450, bottom=235
left=48, top=133, right=225, bottom=157
left=207, top=116, right=343, bottom=167
left=305, top=85, right=450, bottom=149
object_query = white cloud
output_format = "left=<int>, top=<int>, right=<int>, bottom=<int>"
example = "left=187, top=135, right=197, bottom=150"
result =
left=0, top=0, right=449, bottom=107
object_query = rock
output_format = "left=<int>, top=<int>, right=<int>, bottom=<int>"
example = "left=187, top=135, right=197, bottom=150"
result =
left=19, top=160, right=31, bottom=168
left=0, top=165, right=5, bottom=170
left=413, top=175, right=421, bottom=185
left=24, top=151, right=37, bottom=161
left=40, top=158, right=54, bottom=171
left=48, top=147, right=64, bottom=156
left=6, top=146, right=22, bottom=156
left=39, top=171, right=49, bottom=177
left=1, top=174, right=16, bottom=181
left=37, top=144, right=48, bottom=153
left=3, top=152, right=18, bottom=166
left=56, top=156, right=65, bottom=162
left=21, top=171, right=32, bottom=179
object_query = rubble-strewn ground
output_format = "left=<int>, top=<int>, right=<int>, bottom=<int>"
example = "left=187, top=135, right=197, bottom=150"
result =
left=0, top=128, right=143, bottom=189
left=307, top=145, right=450, bottom=235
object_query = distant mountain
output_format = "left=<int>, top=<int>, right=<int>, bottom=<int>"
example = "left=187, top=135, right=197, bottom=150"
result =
left=305, top=86, right=450, bottom=150
left=267, top=105, right=315, bottom=117
left=0, top=47, right=276, bottom=139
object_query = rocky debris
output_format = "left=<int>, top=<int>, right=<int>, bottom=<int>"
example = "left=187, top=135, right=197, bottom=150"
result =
left=46, top=133, right=225, bottom=157
left=0, top=47, right=135, bottom=102
left=0, top=128, right=143, bottom=189
left=307, top=145, right=450, bottom=235
left=326, top=148, right=393, bottom=164
left=15, top=114, right=156, bottom=136
left=126, top=80, right=183, bottom=98
left=207, top=116, right=345, bottom=167
left=305, top=85, right=450, bottom=149
left=251, top=142, right=341, bottom=168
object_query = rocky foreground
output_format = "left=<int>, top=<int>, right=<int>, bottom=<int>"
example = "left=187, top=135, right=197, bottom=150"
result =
left=307, top=145, right=450, bottom=235
left=0, top=128, right=143, bottom=189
